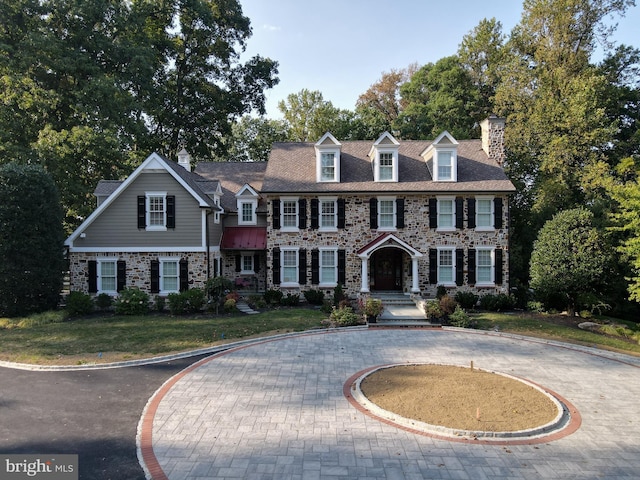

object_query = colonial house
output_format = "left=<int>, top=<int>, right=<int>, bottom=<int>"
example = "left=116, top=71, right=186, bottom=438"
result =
left=65, top=116, right=515, bottom=300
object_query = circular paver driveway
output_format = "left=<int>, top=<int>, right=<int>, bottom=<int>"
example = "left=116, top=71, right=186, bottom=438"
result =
left=139, top=328, right=640, bottom=480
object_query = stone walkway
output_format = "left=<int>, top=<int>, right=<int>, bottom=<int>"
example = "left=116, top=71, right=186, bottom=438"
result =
left=138, top=328, right=640, bottom=480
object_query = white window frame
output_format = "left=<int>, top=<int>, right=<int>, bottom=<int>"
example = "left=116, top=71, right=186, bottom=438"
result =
left=375, top=149, right=398, bottom=182
left=378, top=196, right=397, bottom=231
left=213, top=196, right=221, bottom=224
left=159, top=257, right=180, bottom=294
left=319, top=151, right=338, bottom=182
left=97, top=259, right=117, bottom=294
left=280, top=197, right=299, bottom=232
left=437, top=247, right=456, bottom=286
left=433, top=149, right=457, bottom=182
left=319, top=197, right=338, bottom=231
left=146, top=192, right=167, bottom=231
left=238, top=199, right=257, bottom=225
left=475, top=196, right=495, bottom=231
left=319, top=247, right=338, bottom=287
left=281, top=247, right=299, bottom=287
left=476, top=248, right=495, bottom=286
left=241, top=253, right=255, bottom=274
left=437, top=197, right=456, bottom=231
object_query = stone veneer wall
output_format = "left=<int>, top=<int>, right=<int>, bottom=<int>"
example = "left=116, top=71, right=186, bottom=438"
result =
left=220, top=252, right=268, bottom=292
left=266, top=194, right=510, bottom=298
left=68, top=251, right=209, bottom=295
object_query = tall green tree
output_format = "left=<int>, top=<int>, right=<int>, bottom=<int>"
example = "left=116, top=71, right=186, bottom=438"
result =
left=278, top=89, right=342, bottom=142
left=0, top=163, right=65, bottom=317
left=224, top=116, right=289, bottom=162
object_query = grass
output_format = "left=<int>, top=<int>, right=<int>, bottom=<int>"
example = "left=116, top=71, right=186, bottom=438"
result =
left=0, top=308, right=328, bottom=365
left=2, top=307, right=639, bottom=365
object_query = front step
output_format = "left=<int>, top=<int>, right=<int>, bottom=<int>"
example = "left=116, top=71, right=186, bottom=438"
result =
left=369, top=292, right=429, bottom=323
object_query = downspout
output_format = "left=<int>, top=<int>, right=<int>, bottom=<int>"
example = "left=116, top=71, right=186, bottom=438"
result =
left=205, top=209, right=212, bottom=281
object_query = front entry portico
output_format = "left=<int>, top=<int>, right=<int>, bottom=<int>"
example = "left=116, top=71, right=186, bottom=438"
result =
left=357, top=233, right=423, bottom=294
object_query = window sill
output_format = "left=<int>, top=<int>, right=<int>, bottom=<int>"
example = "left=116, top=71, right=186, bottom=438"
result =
left=436, top=227, right=456, bottom=233
left=280, top=228, right=300, bottom=233
left=475, top=227, right=495, bottom=232
left=319, top=227, right=338, bottom=233
left=475, top=282, right=496, bottom=288
left=377, top=227, right=397, bottom=232
left=146, top=226, right=167, bottom=232
left=280, top=282, right=300, bottom=288
left=319, top=282, right=337, bottom=288
left=240, top=270, right=255, bottom=275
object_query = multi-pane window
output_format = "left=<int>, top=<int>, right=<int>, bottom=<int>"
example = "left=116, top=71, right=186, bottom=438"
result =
left=242, top=254, right=254, bottom=273
left=99, top=260, right=117, bottom=293
left=476, top=198, right=493, bottom=228
left=148, top=195, right=165, bottom=227
left=320, top=152, right=336, bottom=181
left=379, top=153, right=394, bottom=181
left=477, top=249, right=494, bottom=284
left=378, top=199, right=395, bottom=229
left=240, top=202, right=255, bottom=224
left=437, top=151, right=452, bottom=180
left=282, top=200, right=298, bottom=229
left=320, top=199, right=336, bottom=229
left=438, top=249, right=455, bottom=284
left=437, top=198, right=454, bottom=229
left=282, top=250, right=298, bottom=284
left=161, top=260, right=179, bottom=292
left=320, top=249, right=337, bottom=284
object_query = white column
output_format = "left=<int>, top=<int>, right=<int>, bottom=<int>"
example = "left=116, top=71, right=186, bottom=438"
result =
left=411, top=256, right=420, bottom=293
left=360, top=256, right=369, bottom=293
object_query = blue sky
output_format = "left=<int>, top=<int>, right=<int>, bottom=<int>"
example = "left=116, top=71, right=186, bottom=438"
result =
left=239, top=0, right=640, bottom=119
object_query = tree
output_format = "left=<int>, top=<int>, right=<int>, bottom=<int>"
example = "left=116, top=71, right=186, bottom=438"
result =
left=530, top=208, right=611, bottom=316
left=224, top=116, right=289, bottom=162
left=277, top=89, right=341, bottom=142
left=0, top=163, right=65, bottom=317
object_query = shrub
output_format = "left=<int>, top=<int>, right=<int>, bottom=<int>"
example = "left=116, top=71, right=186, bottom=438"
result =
left=95, top=293, right=113, bottom=311
left=66, top=291, right=94, bottom=317
left=280, top=293, right=300, bottom=306
left=423, top=300, right=443, bottom=321
left=225, top=291, right=240, bottom=302
left=359, top=298, right=384, bottom=317
left=480, top=293, right=515, bottom=311
left=449, top=305, right=471, bottom=328
left=454, top=291, right=479, bottom=310
left=206, top=276, right=235, bottom=306
left=436, top=285, right=447, bottom=299
left=303, top=289, right=325, bottom=305
left=167, top=292, right=189, bottom=315
left=15, top=310, right=67, bottom=328
left=333, top=284, right=346, bottom=306
left=114, top=288, right=149, bottom=315
left=223, top=298, right=237, bottom=312
left=264, top=289, right=284, bottom=305
left=439, top=295, right=458, bottom=315
left=184, top=288, right=206, bottom=312
left=247, top=295, right=267, bottom=309
left=328, top=305, right=361, bottom=327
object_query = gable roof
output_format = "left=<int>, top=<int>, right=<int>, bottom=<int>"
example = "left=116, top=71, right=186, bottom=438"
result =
left=262, top=139, right=515, bottom=194
left=66, top=152, right=220, bottom=246
left=195, top=161, right=267, bottom=212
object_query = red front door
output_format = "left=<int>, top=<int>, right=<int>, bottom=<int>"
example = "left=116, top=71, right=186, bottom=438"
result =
left=373, top=249, right=402, bottom=291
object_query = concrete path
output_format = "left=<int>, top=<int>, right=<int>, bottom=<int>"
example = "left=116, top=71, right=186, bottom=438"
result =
left=139, top=328, right=640, bottom=480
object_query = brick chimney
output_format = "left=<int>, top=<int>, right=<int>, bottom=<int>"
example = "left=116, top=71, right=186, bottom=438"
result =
left=177, top=148, right=192, bottom=172
left=480, top=115, right=505, bottom=167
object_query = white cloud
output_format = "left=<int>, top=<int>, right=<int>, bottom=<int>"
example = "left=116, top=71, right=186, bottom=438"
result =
left=262, top=24, right=281, bottom=32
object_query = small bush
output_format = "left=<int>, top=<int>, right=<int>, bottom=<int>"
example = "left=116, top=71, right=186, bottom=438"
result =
left=264, top=289, right=283, bottom=305
left=114, top=288, right=149, bottom=315
left=527, top=300, right=545, bottom=313
left=436, top=285, right=447, bottom=299
left=15, top=310, right=68, bottom=328
left=225, top=291, right=240, bottom=302
left=167, top=292, right=189, bottom=315
left=154, top=296, right=166, bottom=312
left=247, top=295, right=267, bottom=309
left=328, top=305, right=361, bottom=327
left=439, top=295, right=458, bottom=315
left=223, top=298, right=237, bottom=312
left=423, top=300, right=443, bottom=321
left=480, top=293, right=515, bottom=312
left=184, top=288, right=206, bottom=312
left=280, top=293, right=300, bottom=306
left=454, top=291, right=478, bottom=310
left=449, top=305, right=471, bottom=328
left=95, top=293, right=113, bottom=311
left=333, top=284, right=346, bottom=306
left=66, top=291, right=94, bottom=317
left=303, top=289, right=325, bottom=305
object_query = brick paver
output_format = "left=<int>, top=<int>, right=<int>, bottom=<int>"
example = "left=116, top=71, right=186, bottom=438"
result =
left=139, top=328, right=640, bottom=479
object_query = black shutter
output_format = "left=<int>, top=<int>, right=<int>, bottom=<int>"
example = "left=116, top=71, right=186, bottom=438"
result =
left=298, top=199, right=307, bottom=229
left=298, top=249, right=307, bottom=285
left=468, top=249, right=476, bottom=285
left=88, top=260, right=97, bottom=293
left=337, top=198, right=346, bottom=229
left=137, top=196, right=146, bottom=229
left=369, top=198, right=378, bottom=229
left=166, top=195, right=175, bottom=228
left=310, top=198, right=319, bottom=229
left=495, top=248, right=503, bottom=285
left=456, top=248, right=464, bottom=286
left=272, top=199, right=281, bottom=230
left=179, top=258, right=188, bottom=292
left=429, top=249, right=437, bottom=284
left=254, top=254, right=260, bottom=273
left=337, top=249, right=346, bottom=286
left=396, top=198, right=405, bottom=229
left=235, top=254, right=242, bottom=272
left=467, top=198, right=476, bottom=229
left=150, top=259, right=160, bottom=293
left=494, top=198, right=503, bottom=229
left=455, top=197, right=464, bottom=229
left=429, top=198, right=437, bottom=229
left=311, top=249, right=319, bottom=285
left=272, top=248, right=281, bottom=285
left=117, top=260, right=126, bottom=292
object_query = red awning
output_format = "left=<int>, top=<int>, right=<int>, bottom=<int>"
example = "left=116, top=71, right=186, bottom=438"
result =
left=220, top=227, right=267, bottom=250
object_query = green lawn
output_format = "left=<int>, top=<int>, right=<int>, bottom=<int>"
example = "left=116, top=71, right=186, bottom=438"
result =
left=1, top=308, right=638, bottom=365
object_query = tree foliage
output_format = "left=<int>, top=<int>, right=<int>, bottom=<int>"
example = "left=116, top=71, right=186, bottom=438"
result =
left=0, top=162, right=65, bottom=317
left=530, top=208, right=611, bottom=316
left=224, top=116, right=289, bottom=162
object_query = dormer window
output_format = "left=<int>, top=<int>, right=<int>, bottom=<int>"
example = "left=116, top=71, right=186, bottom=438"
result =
left=236, top=184, right=259, bottom=226
left=422, top=131, right=459, bottom=182
left=315, top=132, right=341, bottom=183
left=370, top=132, right=400, bottom=182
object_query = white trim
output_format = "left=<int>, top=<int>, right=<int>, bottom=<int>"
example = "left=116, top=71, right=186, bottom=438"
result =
left=280, top=197, right=300, bottom=232
left=280, top=246, right=300, bottom=287
left=357, top=233, right=423, bottom=259
left=145, top=191, right=167, bottom=231
left=318, top=197, right=338, bottom=232
left=240, top=253, right=255, bottom=274
left=436, top=196, right=456, bottom=232
left=475, top=196, right=495, bottom=231
left=158, top=256, right=181, bottom=295
left=436, top=246, right=456, bottom=287
left=97, top=259, right=118, bottom=295
left=475, top=247, right=496, bottom=287
left=238, top=199, right=258, bottom=225
left=68, top=246, right=206, bottom=253
left=318, top=247, right=338, bottom=288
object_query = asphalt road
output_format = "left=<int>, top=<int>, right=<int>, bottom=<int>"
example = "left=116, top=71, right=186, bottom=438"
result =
left=0, top=355, right=208, bottom=480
